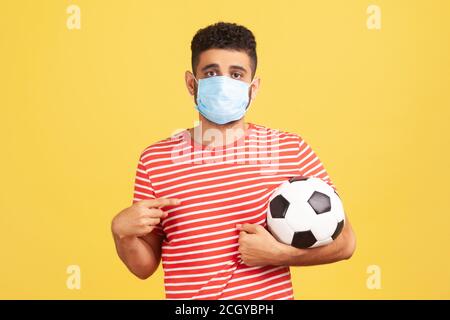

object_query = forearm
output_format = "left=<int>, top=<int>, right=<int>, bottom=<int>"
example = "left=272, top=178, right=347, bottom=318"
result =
left=276, top=223, right=356, bottom=267
left=112, top=233, right=160, bottom=279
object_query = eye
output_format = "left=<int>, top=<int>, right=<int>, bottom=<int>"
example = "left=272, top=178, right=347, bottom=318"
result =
left=231, top=72, right=242, bottom=79
left=206, top=71, right=217, bottom=77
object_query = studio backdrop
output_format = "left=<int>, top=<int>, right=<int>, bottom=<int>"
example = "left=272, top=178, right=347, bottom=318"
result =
left=0, top=0, right=449, bottom=299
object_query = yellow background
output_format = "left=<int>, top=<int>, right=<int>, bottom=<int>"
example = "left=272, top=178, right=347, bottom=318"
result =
left=1, top=0, right=449, bottom=299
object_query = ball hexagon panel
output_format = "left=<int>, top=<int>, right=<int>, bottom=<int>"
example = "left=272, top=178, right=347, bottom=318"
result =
left=308, top=177, right=333, bottom=194
left=267, top=217, right=295, bottom=245
left=285, top=201, right=317, bottom=232
left=278, top=179, right=313, bottom=205
left=310, top=213, right=338, bottom=241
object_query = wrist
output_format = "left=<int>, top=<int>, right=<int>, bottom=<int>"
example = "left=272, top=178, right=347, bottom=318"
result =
left=274, top=241, right=306, bottom=266
left=272, top=241, right=290, bottom=265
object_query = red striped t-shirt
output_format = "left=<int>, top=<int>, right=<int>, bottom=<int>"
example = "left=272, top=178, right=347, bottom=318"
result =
left=132, top=122, right=335, bottom=300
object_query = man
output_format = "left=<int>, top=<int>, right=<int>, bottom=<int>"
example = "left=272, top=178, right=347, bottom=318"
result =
left=111, top=22, right=356, bottom=300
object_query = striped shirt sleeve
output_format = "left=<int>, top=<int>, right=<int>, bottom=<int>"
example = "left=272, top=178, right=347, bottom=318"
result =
left=297, top=135, right=337, bottom=192
left=132, top=152, right=165, bottom=237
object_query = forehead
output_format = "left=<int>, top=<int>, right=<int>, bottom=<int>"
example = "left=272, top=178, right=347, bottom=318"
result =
left=196, top=48, right=251, bottom=70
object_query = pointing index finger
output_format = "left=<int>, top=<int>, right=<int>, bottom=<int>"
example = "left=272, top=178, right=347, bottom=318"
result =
left=137, top=198, right=181, bottom=208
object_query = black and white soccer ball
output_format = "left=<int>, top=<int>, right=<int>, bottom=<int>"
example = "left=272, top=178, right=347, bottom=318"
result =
left=267, top=176, right=345, bottom=249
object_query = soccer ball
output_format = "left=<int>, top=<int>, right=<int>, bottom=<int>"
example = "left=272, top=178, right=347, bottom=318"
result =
left=266, top=176, right=345, bottom=249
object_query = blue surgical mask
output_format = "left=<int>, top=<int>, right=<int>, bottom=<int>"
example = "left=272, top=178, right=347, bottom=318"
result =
left=194, top=75, right=253, bottom=125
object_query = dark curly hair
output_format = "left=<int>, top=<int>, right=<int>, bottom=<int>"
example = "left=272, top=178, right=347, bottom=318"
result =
left=191, top=22, right=257, bottom=78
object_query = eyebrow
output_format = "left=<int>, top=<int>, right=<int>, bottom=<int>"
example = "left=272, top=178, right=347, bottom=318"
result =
left=201, top=63, right=220, bottom=72
left=200, top=63, right=248, bottom=73
left=229, top=65, right=248, bottom=73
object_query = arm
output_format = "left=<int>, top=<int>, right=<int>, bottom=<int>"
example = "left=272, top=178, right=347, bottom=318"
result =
left=112, top=152, right=173, bottom=279
left=237, top=216, right=356, bottom=267
left=111, top=198, right=180, bottom=279
left=275, top=134, right=356, bottom=265
left=276, top=215, right=356, bottom=266
left=112, top=226, right=163, bottom=279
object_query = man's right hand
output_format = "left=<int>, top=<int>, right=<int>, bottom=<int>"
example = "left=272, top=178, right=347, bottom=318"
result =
left=111, top=198, right=181, bottom=239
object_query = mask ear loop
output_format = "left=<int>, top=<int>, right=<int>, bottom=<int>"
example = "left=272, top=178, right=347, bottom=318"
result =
left=246, top=78, right=256, bottom=110
left=249, top=76, right=257, bottom=100
left=192, top=75, right=199, bottom=96
left=250, top=78, right=255, bottom=99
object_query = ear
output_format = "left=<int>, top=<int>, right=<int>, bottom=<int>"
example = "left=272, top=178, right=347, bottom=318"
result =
left=185, top=70, right=196, bottom=96
left=249, top=77, right=260, bottom=101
